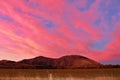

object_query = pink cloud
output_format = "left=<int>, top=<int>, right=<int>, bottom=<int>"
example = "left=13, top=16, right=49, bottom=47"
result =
left=0, top=0, right=119, bottom=64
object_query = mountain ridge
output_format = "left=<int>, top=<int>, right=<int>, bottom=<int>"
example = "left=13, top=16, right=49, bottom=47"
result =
left=0, top=55, right=102, bottom=69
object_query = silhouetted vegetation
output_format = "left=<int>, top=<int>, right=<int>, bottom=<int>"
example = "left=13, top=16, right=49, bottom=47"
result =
left=101, top=64, right=120, bottom=68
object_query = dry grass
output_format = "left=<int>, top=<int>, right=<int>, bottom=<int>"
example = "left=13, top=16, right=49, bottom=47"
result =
left=0, top=69, right=119, bottom=80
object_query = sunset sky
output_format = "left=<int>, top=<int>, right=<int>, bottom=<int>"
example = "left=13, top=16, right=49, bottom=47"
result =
left=0, top=0, right=119, bottom=64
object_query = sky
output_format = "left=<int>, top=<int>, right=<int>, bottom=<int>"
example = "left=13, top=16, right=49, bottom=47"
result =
left=0, top=0, right=119, bottom=64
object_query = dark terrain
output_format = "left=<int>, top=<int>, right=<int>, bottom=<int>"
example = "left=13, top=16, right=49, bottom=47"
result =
left=0, top=55, right=103, bottom=69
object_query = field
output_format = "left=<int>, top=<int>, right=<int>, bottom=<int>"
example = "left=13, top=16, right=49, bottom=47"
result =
left=0, top=69, right=119, bottom=80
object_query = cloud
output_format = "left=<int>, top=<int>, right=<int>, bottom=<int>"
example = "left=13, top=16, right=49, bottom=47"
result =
left=0, top=0, right=119, bottom=64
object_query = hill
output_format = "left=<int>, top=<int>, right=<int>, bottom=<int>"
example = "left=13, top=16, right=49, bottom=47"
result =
left=0, top=55, right=102, bottom=69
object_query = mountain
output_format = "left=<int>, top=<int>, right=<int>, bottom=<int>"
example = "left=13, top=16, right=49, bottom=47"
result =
left=0, top=55, right=102, bottom=69
left=18, top=56, right=55, bottom=69
left=52, top=55, right=101, bottom=69
left=0, top=60, right=35, bottom=69
left=18, top=55, right=102, bottom=69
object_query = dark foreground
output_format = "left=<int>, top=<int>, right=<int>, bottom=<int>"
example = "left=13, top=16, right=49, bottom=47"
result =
left=0, top=69, right=120, bottom=80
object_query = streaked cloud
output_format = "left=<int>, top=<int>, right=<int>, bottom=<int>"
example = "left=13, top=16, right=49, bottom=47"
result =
left=0, top=0, right=119, bottom=64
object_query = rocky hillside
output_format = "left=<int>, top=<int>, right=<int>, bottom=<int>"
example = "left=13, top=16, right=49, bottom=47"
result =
left=0, top=55, right=102, bottom=69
